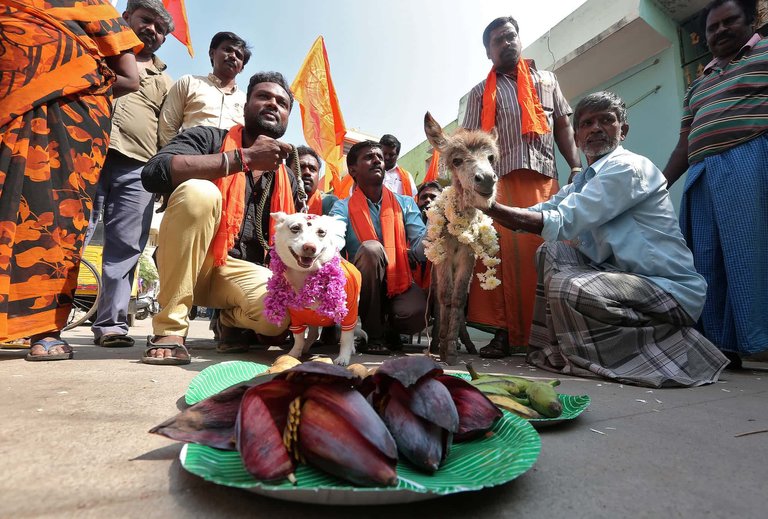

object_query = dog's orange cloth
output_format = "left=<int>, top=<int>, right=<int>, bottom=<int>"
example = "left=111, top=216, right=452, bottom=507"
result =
left=395, top=166, right=414, bottom=197
left=210, top=124, right=295, bottom=266
left=348, top=188, right=412, bottom=296
left=307, top=190, right=323, bottom=215
left=481, top=61, right=549, bottom=135
left=288, top=259, right=361, bottom=333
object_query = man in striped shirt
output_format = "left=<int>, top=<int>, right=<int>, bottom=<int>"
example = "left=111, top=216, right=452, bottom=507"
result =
left=663, top=0, right=768, bottom=367
left=461, top=16, right=581, bottom=359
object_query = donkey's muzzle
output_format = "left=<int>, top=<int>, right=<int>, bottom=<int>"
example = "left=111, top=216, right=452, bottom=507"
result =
left=473, top=173, right=497, bottom=197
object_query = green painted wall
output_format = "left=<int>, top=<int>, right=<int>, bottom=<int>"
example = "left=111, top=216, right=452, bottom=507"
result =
left=552, top=0, right=691, bottom=210
left=401, top=0, right=695, bottom=208
left=399, top=120, right=459, bottom=185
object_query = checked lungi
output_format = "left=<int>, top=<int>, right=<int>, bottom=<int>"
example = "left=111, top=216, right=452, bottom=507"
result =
left=527, top=242, right=728, bottom=388
left=680, top=134, right=768, bottom=358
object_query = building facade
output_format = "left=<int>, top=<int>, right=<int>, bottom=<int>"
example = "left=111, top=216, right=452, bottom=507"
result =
left=401, top=0, right=766, bottom=208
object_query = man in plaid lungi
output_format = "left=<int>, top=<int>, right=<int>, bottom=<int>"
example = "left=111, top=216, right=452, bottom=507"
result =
left=663, top=0, right=768, bottom=367
left=482, top=91, right=728, bottom=388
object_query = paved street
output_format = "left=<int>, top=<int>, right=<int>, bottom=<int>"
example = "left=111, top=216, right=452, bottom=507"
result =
left=1, top=318, right=766, bottom=518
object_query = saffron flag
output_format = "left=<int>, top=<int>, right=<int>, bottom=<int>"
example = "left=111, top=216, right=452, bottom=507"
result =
left=291, top=36, right=348, bottom=196
left=162, top=0, right=194, bottom=57
left=423, top=149, right=440, bottom=184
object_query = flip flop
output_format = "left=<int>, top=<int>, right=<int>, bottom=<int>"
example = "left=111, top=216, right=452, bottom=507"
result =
left=96, top=334, right=135, bottom=348
left=141, top=336, right=191, bottom=365
left=25, top=337, right=73, bottom=361
left=1, top=337, right=30, bottom=349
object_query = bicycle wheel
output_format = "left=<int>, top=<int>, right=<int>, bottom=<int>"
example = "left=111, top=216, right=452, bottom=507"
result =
left=62, top=258, right=101, bottom=331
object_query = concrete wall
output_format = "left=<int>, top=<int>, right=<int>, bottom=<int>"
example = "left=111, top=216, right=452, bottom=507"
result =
left=401, top=0, right=705, bottom=207
left=548, top=0, right=691, bottom=207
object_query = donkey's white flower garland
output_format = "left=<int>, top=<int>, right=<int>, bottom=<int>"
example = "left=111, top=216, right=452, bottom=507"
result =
left=423, top=186, right=501, bottom=290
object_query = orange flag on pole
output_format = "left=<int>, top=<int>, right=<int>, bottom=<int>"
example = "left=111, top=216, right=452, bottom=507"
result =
left=291, top=36, right=348, bottom=196
left=423, top=149, right=440, bottom=184
left=162, top=0, right=194, bottom=57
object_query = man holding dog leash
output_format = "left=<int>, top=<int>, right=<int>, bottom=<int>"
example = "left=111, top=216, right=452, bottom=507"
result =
left=140, top=72, right=301, bottom=365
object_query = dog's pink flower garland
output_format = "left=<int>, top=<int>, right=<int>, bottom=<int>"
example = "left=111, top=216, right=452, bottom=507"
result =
left=264, top=253, right=348, bottom=325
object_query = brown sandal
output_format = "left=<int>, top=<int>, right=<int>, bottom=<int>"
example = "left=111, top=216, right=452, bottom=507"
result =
left=142, top=336, right=191, bottom=365
left=479, top=330, right=510, bottom=359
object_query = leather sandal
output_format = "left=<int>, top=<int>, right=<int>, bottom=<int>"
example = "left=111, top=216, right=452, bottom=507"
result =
left=479, top=330, right=510, bottom=359
left=142, top=336, right=191, bottom=365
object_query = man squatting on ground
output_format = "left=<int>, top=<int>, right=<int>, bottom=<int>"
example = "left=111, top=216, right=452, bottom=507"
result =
left=481, top=91, right=728, bottom=388
left=140, top=72, right=301, bottom=365
left=329, top=141, right=428, bottom=353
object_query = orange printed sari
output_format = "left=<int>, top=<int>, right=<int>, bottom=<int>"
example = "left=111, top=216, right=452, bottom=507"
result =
left=0, top=0, right=141, bottom=340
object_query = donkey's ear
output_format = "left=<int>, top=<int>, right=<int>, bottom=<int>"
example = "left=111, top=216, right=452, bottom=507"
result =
left=424, top=112, right=448, bottom=151
left=488, top=126, right=499, bottom=143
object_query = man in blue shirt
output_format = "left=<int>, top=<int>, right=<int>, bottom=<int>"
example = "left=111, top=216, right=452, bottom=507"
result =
left=329, top=141, right=427, bottom=353
left=481, top=91, right=728, bottom=388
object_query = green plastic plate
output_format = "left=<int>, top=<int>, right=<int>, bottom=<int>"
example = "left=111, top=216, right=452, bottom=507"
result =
left=178, top=361, right=541, bottom=505
left=450, top=372, right=590, bottom=427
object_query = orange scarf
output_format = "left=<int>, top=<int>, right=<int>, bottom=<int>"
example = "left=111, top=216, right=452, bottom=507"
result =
left=210, top=125, right=295, bottom=266
left=481, top=60, right=550, bottom=135
left=395, top=166, right=414, bottom=197
left=423, top=149, right=440, bottom=184
left=348, top=188, right=411, bottom=296
left=307, top=190, right=323, bottom=215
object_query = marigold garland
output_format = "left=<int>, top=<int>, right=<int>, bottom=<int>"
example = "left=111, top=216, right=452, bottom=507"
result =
left=424, top=186, right=501, bottom=290
left=264, top=253, right=349, bottom=325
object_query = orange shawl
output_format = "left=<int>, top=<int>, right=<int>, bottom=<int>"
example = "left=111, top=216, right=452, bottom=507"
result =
left=395, top=166, right=414, bottom=197
left=481, top=60, right=549, bottom=135
left=348, top=188, right=411, bottom=296
left=210, top=125, right=295, bottom=266
left=307, top=190, right=323, bottom=215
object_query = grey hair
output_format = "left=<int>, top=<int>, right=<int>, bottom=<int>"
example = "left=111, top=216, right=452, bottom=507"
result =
left=126, top=0, right=175, bottom=34
left=572, top=91, right=627, bottom=130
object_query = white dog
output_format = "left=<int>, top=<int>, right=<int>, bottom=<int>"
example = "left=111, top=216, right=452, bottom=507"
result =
left=270, top=212, right=361, bottom=366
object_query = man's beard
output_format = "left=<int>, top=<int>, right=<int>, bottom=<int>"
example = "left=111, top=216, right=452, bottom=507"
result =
left=583, top=137, right=619, bottom=160
left=245, top=113, right=287, bottom=139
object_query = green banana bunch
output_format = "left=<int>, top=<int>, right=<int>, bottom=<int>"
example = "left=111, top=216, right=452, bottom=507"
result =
left=465, top=362, right=563, bottom=419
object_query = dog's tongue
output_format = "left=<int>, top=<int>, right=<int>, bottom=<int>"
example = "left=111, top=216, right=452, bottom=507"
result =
left=298, top=256, right=314, bottom=269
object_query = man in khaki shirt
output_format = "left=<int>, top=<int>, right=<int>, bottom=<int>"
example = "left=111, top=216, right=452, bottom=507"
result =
left=158, top=31, right=251, bottom=147
left=85, top=0, right=174, bottom=348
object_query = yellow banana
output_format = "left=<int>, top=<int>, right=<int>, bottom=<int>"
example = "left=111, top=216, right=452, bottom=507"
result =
left=486, top=394, right=542, bottom=419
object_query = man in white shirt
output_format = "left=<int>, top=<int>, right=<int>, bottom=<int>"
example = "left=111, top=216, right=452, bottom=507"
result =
left=481, top=91, right=727, bottom=388
left=380, top=134, right=417, bottom=197
left=158, top=31, right=250, bottom=146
